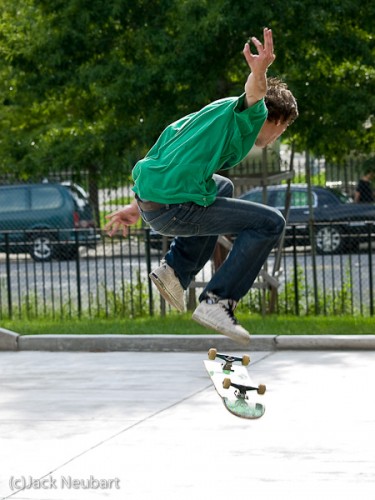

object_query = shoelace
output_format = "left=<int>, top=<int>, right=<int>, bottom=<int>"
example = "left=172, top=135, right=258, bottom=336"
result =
left=221, top=300, right=239, bottom=325
left=206, top=294, right=239, bottom=325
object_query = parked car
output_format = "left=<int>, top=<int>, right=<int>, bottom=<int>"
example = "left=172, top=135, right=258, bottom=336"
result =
left=0, top=182, right=99, bottom=262
left=240, top=184, right=375, bottom=254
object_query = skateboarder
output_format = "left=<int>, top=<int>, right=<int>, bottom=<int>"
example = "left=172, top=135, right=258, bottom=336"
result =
left=105, top=28, right=298, bottom=345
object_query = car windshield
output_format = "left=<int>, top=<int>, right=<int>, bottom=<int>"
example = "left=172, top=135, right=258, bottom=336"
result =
left=327, top=188, right=352, bottom=204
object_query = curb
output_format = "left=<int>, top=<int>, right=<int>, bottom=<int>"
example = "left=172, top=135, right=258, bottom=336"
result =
left=2, top=328, right=375, bottom=352
left=18, top=334, right=274, bottom=352
left=275, top=335, right=375, bottom=350
left=0, top=328, right=19, bottom=351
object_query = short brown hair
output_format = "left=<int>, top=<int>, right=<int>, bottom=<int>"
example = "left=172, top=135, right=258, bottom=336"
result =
left=265, top=77, right=298, bottom=125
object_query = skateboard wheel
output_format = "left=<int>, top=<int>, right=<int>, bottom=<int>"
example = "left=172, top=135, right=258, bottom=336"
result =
left=208, top=348, right=217, bottom=360
left=257, top=384, right=266, bottom=395
left=223, top=378, right=232, bottom=390
left=242, top=355, right=250, bottom=366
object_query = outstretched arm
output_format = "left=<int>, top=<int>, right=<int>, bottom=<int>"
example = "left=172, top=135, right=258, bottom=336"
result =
left=242, top=27, right=276, bottom=108
left=104, top=200, right=140, bottom=237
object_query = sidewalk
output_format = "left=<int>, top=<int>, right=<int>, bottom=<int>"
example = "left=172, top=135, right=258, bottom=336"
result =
left=1, top=349, right=375, bottom=500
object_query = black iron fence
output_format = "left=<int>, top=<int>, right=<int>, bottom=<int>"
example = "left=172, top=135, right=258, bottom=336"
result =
left=0, top=155, right=374, bottom=319
left=0, top=226, right=373, bottom=320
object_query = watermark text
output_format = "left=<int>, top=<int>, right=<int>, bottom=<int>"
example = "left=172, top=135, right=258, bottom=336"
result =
left=9, top=475, right=121, bottom=491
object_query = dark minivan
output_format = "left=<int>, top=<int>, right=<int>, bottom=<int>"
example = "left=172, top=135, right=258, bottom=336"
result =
left=0, top=183, right=99, bottom=262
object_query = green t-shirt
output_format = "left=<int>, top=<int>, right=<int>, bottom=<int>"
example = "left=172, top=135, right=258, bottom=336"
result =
left=132, top=94, right=267, bottom=206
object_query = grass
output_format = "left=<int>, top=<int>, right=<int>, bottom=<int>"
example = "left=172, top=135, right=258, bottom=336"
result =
left=1, top=313, right=374, bottom=336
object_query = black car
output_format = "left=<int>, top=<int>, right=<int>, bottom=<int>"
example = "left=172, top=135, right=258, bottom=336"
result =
left=240, top=184, right=375, bottom=254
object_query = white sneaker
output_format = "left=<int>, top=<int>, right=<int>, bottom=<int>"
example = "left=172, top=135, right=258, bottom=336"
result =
left=149, top=260, right=186, bottom=312
left=192, top=295, right=250, bottom=345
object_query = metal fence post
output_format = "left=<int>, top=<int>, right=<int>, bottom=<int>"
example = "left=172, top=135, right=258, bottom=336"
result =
left=144, top=228, right=154, bottom=316
left=368, top=223, right=374, bottom=316
left=75, top=231, right=82, bottom=318
left=292, top=226, right=300, bottom=316
left=5, top=233, right=12, bottom=318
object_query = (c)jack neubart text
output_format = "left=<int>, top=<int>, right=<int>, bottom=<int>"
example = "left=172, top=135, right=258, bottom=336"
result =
left=9, top=475, right=121, bottom=491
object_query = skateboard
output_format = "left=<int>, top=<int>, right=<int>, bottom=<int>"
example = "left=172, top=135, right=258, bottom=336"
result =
left=204, top=348, right=266, bottom=419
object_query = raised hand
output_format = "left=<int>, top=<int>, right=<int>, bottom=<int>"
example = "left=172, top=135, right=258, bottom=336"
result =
left=104, top=201, right=140, bottom=237
left=243, top=28, right=276, bottom=107
left=243, top=27, right=275, bottom=74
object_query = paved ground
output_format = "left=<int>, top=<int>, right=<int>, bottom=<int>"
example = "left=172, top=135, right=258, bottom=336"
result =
left=1, top=349, right=375, bottom=500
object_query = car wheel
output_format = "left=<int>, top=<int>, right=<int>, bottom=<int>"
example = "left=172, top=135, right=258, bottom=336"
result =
left=315, top=226, right=343, bottom=254
left=29, top=233, right=56, bottom=262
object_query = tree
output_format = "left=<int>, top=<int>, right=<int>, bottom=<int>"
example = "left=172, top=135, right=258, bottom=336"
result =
left=0, top=0, right=374, bottom=191
left=272, top=0, right=375, bottom=159
left=0, top=0, right=185, bottom=219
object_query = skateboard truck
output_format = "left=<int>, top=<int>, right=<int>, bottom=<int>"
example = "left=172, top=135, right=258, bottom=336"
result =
left=208, top=348, right=250, bottom=372
left=223, top=378, right=266, bottom=397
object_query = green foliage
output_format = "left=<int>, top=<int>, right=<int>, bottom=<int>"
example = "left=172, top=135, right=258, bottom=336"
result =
left=237, top=261, right=363, bottom=317
left=97, top=274, right=150, bottom=319
left=0, top=0, right=374, bottom=180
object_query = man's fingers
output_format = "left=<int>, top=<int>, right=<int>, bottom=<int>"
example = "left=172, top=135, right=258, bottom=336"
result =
left=251, top=36, right=262, bottom=50
left=105, top=220, right=121, bottom=237
left=249, top=28, right=274, bottom=56
left=246, top=28, right=275, bottom=68
left=263, top=27, right=274, bottom=55
left=243, top=42, right=254, bottom=65
left=105, top=217, right=132, bottom=237
left=105, top=211, right=118, bottom=219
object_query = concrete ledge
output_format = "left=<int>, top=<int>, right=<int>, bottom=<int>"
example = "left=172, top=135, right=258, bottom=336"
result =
left=0, top=327, right=19, bottom=351
left=18, top=334, right=277, bottom=352
left=276, top=335, right=375, bottom=350
left=5, top=333, right=375, bottom=352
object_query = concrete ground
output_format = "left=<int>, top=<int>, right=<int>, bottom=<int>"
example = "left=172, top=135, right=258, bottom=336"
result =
left=1, top=349, right=375, bottom=500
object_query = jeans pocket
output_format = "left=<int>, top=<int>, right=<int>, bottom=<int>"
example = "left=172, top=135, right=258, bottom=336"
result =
left=140, top=207, right=170, bottom=227
left=159, top=216, right=200, bottom=236
left=142, top=205, right=200, bottom=236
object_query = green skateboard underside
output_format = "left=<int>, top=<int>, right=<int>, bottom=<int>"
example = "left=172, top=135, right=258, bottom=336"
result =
left=204, top=357, right=266, bottom=420
left=223, top=397, right=265, bottom=419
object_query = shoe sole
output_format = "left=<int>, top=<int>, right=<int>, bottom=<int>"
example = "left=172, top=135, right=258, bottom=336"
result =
left=149, top=272, right=185, bottom=312
left=192, top=311, right=250, bottom=346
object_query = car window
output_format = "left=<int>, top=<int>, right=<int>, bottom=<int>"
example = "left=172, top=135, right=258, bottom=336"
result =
left=327, top=189, right=352, bottom=204
left=244, top=191, right=264, bottom=204
left=273, top=189, right=313, bottom=209
left=273, top=190, right=286, bottom=208
left=291, top=190, right=309, bottom=208
left=31, top=186, right=63, bottom=210
left=0, top=188, right=28, bottom=212
left=289, top=190, right=318, bottom=209
left=317, top=191, right=336, bottom=206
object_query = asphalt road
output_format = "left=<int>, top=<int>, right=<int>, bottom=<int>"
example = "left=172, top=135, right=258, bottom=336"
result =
left=1, top=349, right=375, bottom=500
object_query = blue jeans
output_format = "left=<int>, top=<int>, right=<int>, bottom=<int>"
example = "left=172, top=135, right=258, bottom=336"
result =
left=139, top=175, right=285, bottom=302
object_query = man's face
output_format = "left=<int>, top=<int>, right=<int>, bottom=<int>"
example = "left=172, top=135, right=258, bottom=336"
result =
left=255, top=119, right=288, bottom=148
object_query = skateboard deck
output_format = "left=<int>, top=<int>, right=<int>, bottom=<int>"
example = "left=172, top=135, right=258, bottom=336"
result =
left=204, top=348, right=266, bottom=419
